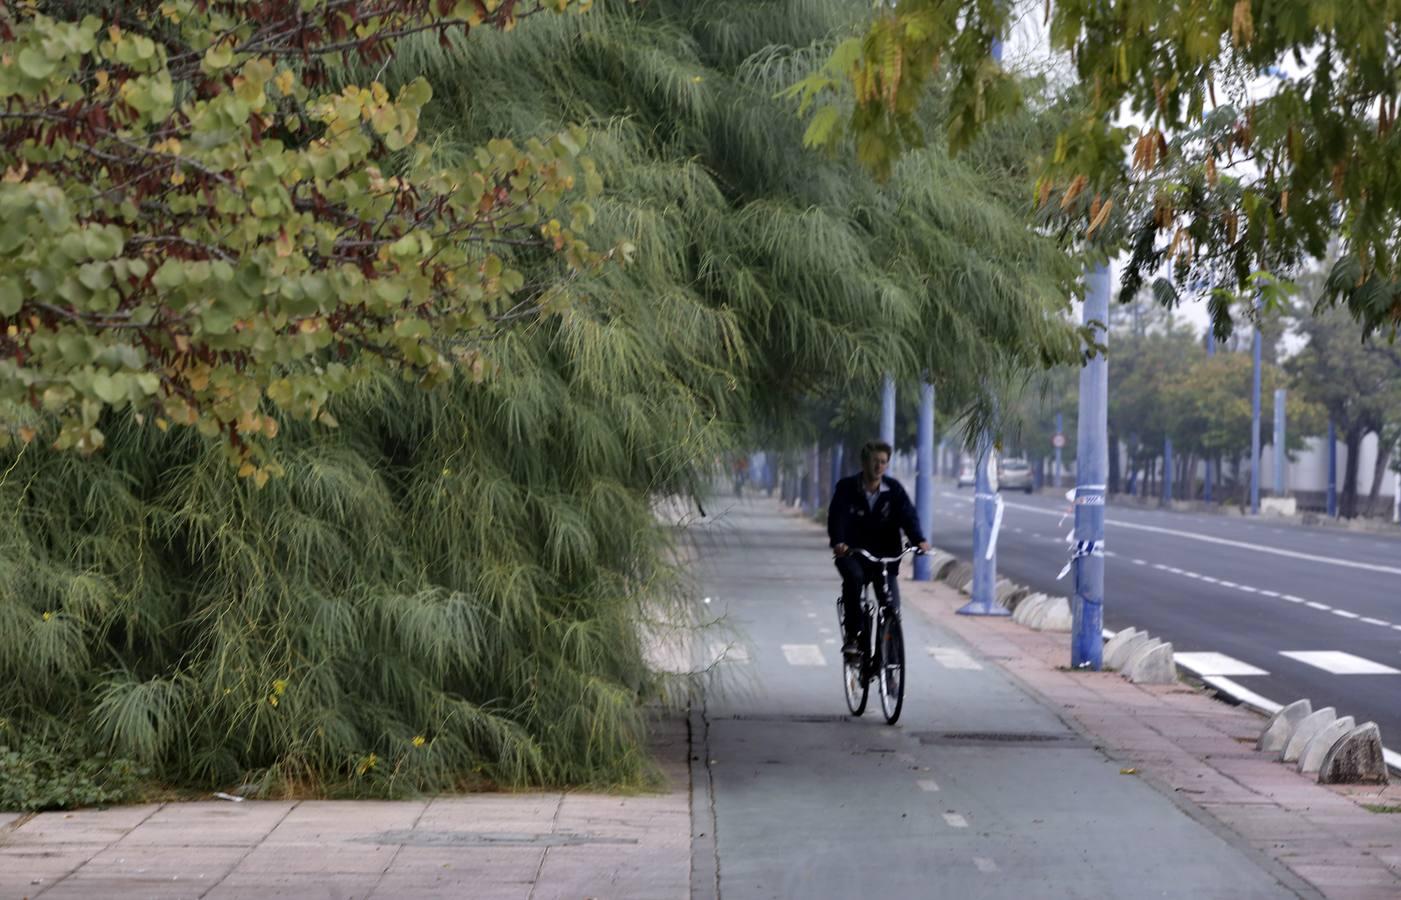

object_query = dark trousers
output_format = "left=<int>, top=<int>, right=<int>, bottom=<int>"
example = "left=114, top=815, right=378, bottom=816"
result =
left=834, top=555, right=900, bottom=643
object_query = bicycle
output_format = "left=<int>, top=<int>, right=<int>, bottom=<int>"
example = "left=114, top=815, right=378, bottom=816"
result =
left=836, top=546, right=919, bottom=724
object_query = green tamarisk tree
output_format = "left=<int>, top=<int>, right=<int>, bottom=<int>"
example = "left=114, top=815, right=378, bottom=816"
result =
left=0, top=0, right=610, bottom=481
left=791, top=0, right=1401, bottom=339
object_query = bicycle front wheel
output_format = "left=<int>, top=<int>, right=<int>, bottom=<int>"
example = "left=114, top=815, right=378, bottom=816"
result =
left=877, top=611, right=905, bottom=724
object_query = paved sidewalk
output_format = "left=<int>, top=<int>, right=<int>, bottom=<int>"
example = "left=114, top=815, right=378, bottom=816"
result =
left=901, top=576, right=1401, bottom=899
left=0, top=719, right=689, bottom=900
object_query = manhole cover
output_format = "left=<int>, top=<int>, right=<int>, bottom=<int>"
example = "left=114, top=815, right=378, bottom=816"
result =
left=912, top=731, right=1080, bottom=747
left=364, top=830, right=638, bottom=848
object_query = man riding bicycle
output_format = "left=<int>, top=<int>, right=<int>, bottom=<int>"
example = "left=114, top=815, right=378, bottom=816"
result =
left=828, top=440, right=929, bottom=656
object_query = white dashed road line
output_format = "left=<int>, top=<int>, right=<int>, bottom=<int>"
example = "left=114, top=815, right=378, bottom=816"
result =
left=928, top=647, right=983, bottom=670
left=1279, top=651, right=1401, bottom=675
left=943, top=813, right=969, bottom=829
left=973, top=857, right=999, bottom=874
left=781, top=644, right=827, bottom=667
left=1174, top=652, right=1269, bottom=677
left=917, top=779, right=940, bottom=792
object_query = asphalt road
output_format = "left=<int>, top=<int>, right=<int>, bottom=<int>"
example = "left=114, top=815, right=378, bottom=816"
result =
left=923, top=479, right=1401, bottom=752
left=687, top=502, right=1298, bottom=900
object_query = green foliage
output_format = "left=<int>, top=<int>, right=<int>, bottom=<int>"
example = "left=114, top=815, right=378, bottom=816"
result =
left=0, top=742, right=146, bottom=812
left=0, top=0, right=1086, bottom=803
left=801, top=0, right=1401, bottom=338
left=0, top=0, right=607, bottom=477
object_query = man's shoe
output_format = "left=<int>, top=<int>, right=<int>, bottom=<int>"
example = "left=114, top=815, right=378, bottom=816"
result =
left=841, top=640, right=860, bottom=657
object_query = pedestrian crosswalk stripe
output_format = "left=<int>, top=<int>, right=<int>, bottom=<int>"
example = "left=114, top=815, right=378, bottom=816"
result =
left=781, top=644, right=827, bottom=666
left=1279, top=651, right=1400, bottom=675
left=1174, top=652, right=1268, bottom=677
left=927, top=646, right=983, bottom=670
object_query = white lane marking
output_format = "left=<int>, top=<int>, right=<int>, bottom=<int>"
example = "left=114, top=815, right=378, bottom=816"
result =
left=943, top=813, right=969, bottom=829
left=1237, top=584, right=1259, bottom=593
left=1279, top=651, right=1401, bottom=675
left=781, top=644, right=827, bottom=666
left=708, top=642, right=751, bottom=664
left=823, top=638, right=837, bottom=645
left=1305, top=601, right=1332, bottom=611
left=1332, top=609, right=1360, bottom=619
left=973, top=857, right=999, bottom=874
left=1260, top=589, right=1280, bottom=597
left=917, top=779, right=940, bottom=792
left=1183, top=571, right=1202, bottom=579
left=994, top=497, right=1401, bottom=576
left=928, top=646, right=983, bottom=670
left=1219, top=580, right=1239, bottom=589
left=1200, top=576, right=1220, bottom=584
left=805, top=612, right=818, bottom=619
left=1282, top=594, right=1307, bottom=603
left=1361, top=617, right=1391, bottom=627
left=1132, top=559, right=1147, bottom=566
left=1202, top=676, right=1283, bottom=715
left=1394, top=625, right=1401, bottom=632
left=1174, top=652, right=1269, bottom=677
left=1152, top=563, right=1169, bottom=571
left=818, top=627, right=833, bottom=635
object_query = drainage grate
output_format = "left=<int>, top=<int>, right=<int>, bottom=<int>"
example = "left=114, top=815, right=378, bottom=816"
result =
left=364, top=830, right=638, bottom=848
left=912, top=731, right=1080, bottom=747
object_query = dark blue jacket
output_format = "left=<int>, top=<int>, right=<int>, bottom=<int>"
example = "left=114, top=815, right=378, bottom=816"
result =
left=827, top=474, right=925, bottom=558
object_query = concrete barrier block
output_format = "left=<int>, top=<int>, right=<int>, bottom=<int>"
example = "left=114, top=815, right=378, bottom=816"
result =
left=1297, top=716, right=1355, bottom=775
left=1282, top=707, right=1337, bottom=763
left=1318, top=722, right=1390, bottom=785
left=1101, top=628, right=1141, bottom=665
left=1006, top=591, right=1040, bottom=614
left=1257, top=699, right=1312, bottom=753
left=1119, top=637, right=1163, bottom=675
left=931, top=556, right=957, bottom=581
left=1013, top=595, right=1046, bottom=626
left=995, top=579, right=1028, bottom=610
left=1126, top=641, right=1176, bottom=684
left=1032, top=596, right=1073, bottom=632
left=1024, top=598, right=1051, bottom=628
left=1106, top=633, right=1150, bottom=670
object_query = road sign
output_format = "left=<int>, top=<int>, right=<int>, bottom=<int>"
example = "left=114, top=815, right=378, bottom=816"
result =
left=1052, top=433, right=1066, bottom=449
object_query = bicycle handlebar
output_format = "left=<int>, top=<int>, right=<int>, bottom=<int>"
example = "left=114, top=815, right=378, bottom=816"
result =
left=845, top=547, right=923, bottom=564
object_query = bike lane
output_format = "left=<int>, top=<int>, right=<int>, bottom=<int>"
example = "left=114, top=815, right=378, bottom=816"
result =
left=687, top=499, right=1304, bottom=900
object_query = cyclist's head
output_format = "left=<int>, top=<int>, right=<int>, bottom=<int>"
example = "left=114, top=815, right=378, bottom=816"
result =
left=859, top=440, right=892, bottom=480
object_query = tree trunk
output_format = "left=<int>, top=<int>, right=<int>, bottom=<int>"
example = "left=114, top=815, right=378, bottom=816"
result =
left=1108, top=430, right=1121, bottom=493
left=1341, top=425, right=1365, bottom=519
left=1363, top=436, right=1393, bottom=517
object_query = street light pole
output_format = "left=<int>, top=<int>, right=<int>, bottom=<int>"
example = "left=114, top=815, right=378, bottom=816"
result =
left=881, top=375, right=896, bottom=448
left=958, top=428, right=1009, bottom=616
left=1250, top=300, right=1262, bottom=514
left=1273, top=388, right=1286, bottom=497
left=915, top=381, right=935, bottom=581
left=1054, top=412, right=1064, bottom=487
left=1071, top=263, right=1109, bottom=669
left=1204, top=330, right=1215, bottom=503
left=1327, top=420, right=1338, bottom=518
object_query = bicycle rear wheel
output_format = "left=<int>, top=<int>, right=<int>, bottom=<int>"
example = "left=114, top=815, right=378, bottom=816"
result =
left=877, top=610, right=905, bottom=724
